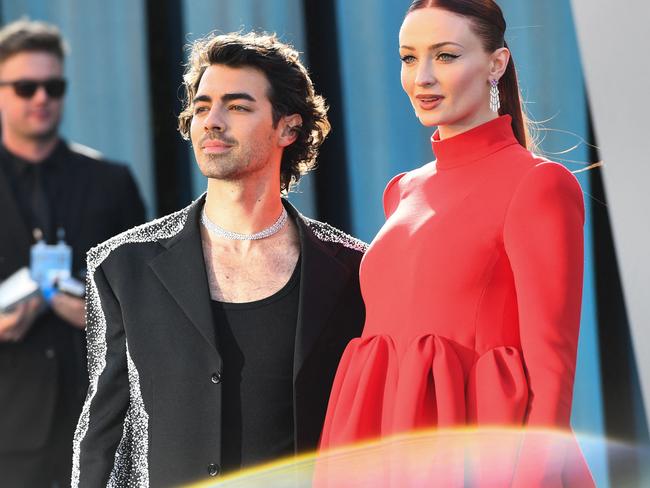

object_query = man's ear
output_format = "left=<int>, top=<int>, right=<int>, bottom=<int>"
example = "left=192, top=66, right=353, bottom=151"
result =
left=279, top=114, right=303, bottom=147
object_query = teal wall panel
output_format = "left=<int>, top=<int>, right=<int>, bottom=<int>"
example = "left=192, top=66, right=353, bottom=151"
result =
left=335, top=0, right=431, bottom=243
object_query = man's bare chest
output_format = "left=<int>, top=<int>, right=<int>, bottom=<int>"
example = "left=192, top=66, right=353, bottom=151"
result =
left=202, top=241, right=300, bottom=303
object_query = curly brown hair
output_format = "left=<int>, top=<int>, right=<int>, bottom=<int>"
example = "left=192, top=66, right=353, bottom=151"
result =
left=178, top=32, right=330, bottom=193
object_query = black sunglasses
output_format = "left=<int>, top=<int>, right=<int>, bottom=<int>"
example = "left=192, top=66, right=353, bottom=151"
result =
left=0, top=78, right=67, bottom=99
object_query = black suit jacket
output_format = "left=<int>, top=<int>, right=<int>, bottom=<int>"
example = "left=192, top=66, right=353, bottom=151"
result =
left=0, top=141, right=145, bottom=454
left=73, top=195, right=366, bottom=488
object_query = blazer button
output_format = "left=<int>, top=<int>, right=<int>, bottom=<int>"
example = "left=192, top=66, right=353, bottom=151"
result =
left=211, top=372, right=222, bottom=384
left=207, top=463, right=220, bottom=477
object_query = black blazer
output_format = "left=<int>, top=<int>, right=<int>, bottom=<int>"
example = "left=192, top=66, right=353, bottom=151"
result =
left=0, top=141, right=145, bottom=454
left=73, top=195, right=366, bottom=488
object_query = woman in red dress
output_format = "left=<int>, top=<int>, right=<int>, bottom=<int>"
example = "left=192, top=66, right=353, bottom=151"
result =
left=319, top=1, right=594, bottom=486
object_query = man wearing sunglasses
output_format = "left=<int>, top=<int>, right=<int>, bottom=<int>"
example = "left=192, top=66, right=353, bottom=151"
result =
left=0, top=19, right=145, bottom=487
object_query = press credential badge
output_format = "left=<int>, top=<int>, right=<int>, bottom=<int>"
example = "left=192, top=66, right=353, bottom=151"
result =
left=30, top=228, right=72, bottom=302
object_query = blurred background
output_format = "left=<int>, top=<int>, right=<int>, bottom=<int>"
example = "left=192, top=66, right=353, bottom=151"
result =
left=1, top=1, right=648, bottom=486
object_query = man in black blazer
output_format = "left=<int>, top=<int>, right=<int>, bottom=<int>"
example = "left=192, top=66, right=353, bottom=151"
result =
left=0, top=20, right=145, bottom=487
left=73, top=32, right=366, bottom=487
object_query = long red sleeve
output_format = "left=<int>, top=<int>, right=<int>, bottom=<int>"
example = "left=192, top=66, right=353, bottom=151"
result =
left=503, top=162, right=585, bottom=428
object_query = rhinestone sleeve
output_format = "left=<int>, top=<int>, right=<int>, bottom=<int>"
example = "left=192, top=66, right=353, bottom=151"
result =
left=72, top=205, right=191, bottom=487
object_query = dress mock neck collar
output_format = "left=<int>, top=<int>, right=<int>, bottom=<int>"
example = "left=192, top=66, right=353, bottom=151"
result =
left=431, top=115, right=519, bottom=170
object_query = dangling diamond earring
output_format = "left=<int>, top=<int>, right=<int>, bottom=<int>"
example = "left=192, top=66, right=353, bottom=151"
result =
left=489, top=79, right=500, bottom=113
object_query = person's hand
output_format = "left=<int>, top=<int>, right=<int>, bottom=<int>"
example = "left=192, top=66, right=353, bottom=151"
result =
left=51, top=293, right=86, bottom=329
left=0, top=296, right=44, bottom=342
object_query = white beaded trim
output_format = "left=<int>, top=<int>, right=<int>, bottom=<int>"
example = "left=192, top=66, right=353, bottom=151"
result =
left=303, top=217, right=368, bottom=253
left=72, top=205, right=190, bottom=488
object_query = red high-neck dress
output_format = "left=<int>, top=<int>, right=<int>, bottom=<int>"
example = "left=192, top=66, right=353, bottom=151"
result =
left=319, top=116, right=594, bottom=486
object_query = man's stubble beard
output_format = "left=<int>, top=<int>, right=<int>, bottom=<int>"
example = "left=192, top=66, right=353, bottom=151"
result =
left=197, top=136, right=273, bottom=182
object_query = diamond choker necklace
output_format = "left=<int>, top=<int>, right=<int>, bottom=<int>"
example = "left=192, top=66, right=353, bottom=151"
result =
left=200, top=206, right=288, bottom=240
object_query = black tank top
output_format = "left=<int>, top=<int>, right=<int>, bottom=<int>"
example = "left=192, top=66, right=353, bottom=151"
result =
left=210, top=258, right=301, bottom=473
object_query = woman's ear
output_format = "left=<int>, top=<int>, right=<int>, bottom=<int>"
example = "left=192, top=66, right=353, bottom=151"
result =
left=489, top=47, right=510, bottom=81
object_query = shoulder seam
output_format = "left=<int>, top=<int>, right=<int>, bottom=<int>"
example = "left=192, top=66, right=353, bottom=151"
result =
left=383, top=171, right=408, bottom=218
left=87, top=205, right=191, bottom=272
left=501, top=161, right=583, bottom=240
